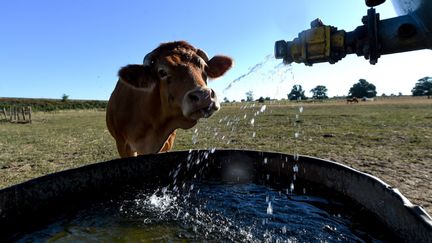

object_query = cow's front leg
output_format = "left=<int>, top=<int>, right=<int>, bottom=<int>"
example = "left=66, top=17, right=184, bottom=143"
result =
left=160, top=130, right=177, bottom=152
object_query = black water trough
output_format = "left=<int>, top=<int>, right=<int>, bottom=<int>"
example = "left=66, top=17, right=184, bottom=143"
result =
left=1, top=149, right=431, bottom=242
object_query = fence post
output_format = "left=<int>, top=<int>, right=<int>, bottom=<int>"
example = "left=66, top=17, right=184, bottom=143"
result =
left=0, top=107, right=6, bottom=120
left=28, top=106, right=32, bottom=123
left=21, top=107, right=25, bottom=121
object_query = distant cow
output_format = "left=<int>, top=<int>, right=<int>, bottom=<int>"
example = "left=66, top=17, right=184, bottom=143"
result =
left=346, top=97, right=359, bottom=104
left=106, top=41, right=233, bottom=157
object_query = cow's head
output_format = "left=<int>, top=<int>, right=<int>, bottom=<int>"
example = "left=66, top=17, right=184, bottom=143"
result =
left=119, top=41, right=233, bottom=128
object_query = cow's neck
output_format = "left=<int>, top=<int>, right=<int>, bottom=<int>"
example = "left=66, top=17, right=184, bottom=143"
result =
left=137, top=90, right=182, bottom=153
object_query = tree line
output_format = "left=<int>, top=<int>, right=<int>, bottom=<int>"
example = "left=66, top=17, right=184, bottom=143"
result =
left=286, top=76, right=431, bottom=100
left=232, top=76, right=432, bottom=102
left=0, top=97, right=107, bottom=112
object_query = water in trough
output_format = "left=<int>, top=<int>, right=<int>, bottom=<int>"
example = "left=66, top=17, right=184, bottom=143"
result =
left=16, top=181, right=391, bottom=242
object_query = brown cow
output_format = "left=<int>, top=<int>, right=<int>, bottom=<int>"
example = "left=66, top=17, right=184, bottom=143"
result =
left=106, top=41, right=233, bottom=157
left=346, top=97, right=359, bottom=104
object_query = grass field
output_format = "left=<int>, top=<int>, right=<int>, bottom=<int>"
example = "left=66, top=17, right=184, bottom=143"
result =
left=1, top=97, right=431, bottom=214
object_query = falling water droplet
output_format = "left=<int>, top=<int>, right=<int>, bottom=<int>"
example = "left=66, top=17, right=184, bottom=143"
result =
left=299, top=106, right=304, bottom=113
left=282, top=226, right=287, bottom=234
left=290, top=182, right=295, bottom=192
left=263, top=157, right=268, bottom=164
left=243, top=114, right=247, bottom=119
left=250, top=118, right=255, bottom=126
left=266, top=174, right=270, bottom=180
left=260, top=105, right=267, bottom=113
left=293, top=164, right=299, bottom=173
left=266, top=195, right=269, bottom=202
left=267, top=202, right=273, bottom=215
left=294, top=132, right=300, bottom=138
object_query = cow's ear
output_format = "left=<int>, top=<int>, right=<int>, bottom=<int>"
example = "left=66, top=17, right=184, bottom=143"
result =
left=118, top=65, right=155, bottom=90
left=205, top=56, right=233, bottom=79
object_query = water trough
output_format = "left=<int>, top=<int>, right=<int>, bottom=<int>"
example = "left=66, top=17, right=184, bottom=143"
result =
left=1, top=149, right=431, bottom=242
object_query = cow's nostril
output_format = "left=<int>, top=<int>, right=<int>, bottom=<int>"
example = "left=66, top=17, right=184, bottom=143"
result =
left=188, top=93, right=200, bottom=103
left=210, top=89, right=216, bottom=99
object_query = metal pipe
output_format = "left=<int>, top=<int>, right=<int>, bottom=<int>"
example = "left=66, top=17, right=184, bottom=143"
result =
left=275, top=0, right=432, bottom=65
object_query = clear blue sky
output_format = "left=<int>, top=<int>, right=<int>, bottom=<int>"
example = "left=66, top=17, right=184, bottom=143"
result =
left=1, top=0, right=431, bottom=101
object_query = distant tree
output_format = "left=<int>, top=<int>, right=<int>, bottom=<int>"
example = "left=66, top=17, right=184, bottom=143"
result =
left=241, top=99, right=246, bottom=102
left=381, top=93, right=387, bottom=97
left=265, top=97, right=271, bottom=101
left=223, top=97, right=230, bottom=103
left=310, top=85, right=328, bottom=99
left=61, top=94, right=69, bottom=102
left=245, top=91, right=254, bottom=102
left=398, top=92, right=403, bottom=96
left=412, top=76, right=432, bottom=99
left=258, top=97, right=265, bottom=103
left=348, top=79, right=377, bottom=98
left=288, top=85, right=307, bottom=101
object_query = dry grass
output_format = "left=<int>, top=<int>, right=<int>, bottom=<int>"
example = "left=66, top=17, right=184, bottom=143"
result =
left=1, top=96, right=431, bottom=214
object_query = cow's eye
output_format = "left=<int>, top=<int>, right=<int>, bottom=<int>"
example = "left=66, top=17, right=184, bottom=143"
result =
left=158, top=69, right=168, bottom=78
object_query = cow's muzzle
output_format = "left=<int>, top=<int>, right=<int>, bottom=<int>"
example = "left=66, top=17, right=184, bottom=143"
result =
left=182, top=87, right=220, bottom=120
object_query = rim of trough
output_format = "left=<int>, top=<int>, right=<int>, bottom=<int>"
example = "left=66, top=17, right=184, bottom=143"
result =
left=1, top=148, right=431, bottom=222
left=0, top=148, right=431, bottom=241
